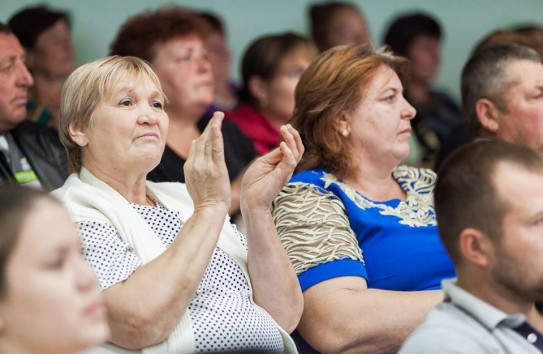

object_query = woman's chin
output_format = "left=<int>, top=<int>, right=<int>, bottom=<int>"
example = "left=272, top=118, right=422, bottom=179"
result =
left=78, top=324, right=111, bottom=353
left=138, top=155, right=162, bottom=175
left=393, top=146, right=411, bottom=165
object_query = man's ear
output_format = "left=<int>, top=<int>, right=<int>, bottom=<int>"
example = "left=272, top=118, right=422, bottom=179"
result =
left=333, top=111, right=351, bottom=137
left=475, top=98, right=501, bottom=133
left=459, top=227, right=495, bottom=268
left=68, top=122, right=88, bottom=147
left=248, top=76, right=269, bottom=108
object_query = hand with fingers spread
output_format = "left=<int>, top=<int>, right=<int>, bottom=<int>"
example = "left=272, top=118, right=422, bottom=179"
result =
left=184, top=111, right=231, bottom=214
left=240, top=124, right=304, bottom=214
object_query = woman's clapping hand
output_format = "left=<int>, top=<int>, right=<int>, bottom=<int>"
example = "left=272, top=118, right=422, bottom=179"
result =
left=240, top=124, right=304, bottom=214
left=184, top=112, right=231, bottom=214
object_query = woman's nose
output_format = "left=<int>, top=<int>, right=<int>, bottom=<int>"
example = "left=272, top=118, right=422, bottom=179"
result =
left=403, top=98, right=416, bottom=120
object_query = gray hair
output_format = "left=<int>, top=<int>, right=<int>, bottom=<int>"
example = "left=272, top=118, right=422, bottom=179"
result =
left=462, top=42, right=541, bottom=136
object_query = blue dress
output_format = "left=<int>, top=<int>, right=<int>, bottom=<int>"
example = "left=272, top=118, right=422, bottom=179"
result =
left=272, top=165, right=455, bottom=292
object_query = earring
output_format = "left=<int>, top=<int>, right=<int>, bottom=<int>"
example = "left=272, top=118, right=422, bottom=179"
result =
left=342, top=130, right=349, bottom=137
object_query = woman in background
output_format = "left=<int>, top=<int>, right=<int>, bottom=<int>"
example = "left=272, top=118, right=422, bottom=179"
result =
left=229, top=32, right=316, bottom=155
left=8, top=4, right=76, bottom=129
left=0, top=186, right=109, bottom=354
left=383, top=12, right=467, bottom=168
left=199, top=11, right=239, bottom=115
left=273, top=45, right=455, bottom=353
left=309, top=1, right=371, bottom=52
left=110, top=7, right=257, bottom=216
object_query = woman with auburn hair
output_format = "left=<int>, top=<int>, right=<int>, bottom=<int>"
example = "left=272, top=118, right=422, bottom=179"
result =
left=54, top=55, right=302, bottom=353
left=0, top=186, right=109, bottom=354
left=272, top=45, right=455, bottom=353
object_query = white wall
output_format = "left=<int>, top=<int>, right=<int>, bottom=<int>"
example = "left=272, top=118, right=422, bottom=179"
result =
left=2, top=0, right=543, bottom=100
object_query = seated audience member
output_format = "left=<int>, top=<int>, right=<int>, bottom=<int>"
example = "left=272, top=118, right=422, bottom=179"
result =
left=383, top=12, right=468, bottom=168
left=441, top=42, right=543, bottom=168
left=0, top=186, right=109, bottom=354
left=272, top=45, right=455, bottom=354
left=0, top=23, right=68, bottom=190
left=309, top=1, right=371, bottom=52
left=8, top=4, right=76, bottom=129
left=198, top=11, right=239, bottom=115
left=110, top=7, right=257, bottom=216
left=53, top=55, right=302, bottom=353
left=436, top=42, right=543, bottom=169
left=229, top=32, right=317, bottom=155
left=400, top=140, right=543, bottom=354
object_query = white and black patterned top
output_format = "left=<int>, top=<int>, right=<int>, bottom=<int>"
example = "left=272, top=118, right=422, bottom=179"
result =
left=78, top=203, right=283, bottom=353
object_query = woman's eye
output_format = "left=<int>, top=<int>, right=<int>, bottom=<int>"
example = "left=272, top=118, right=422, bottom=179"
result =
left=176, top=55, right=191, bottom=62
left=119, top=98, right=132, bottom=106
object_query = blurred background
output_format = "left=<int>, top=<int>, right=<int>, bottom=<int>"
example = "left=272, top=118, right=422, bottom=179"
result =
left=1, top=0, right=542, bottom=101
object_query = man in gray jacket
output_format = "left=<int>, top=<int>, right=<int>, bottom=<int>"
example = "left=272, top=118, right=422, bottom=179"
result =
left=400, top=139, right=543, bottom=354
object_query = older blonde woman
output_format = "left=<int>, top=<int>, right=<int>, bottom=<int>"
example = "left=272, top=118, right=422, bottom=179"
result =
left=272, top=45, right=455, bottom=353
left=53, top=55, right=303, bottom=353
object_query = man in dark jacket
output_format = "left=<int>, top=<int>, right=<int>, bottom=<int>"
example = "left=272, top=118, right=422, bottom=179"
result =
left=0, top=22, right=67, bottom=190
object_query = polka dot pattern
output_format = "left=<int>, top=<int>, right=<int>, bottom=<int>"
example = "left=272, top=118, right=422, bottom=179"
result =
left=190, top=247, right=283, bottom=353
left=78, top=203, right=283, bottom=353
left=78, top=221, right=141, bottom=290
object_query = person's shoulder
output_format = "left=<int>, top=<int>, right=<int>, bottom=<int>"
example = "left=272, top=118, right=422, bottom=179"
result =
left=290, top=168, right=329, bottom=185
left=11, top=120, right=40, bottom=132
left=228, top=103, right=257, bottom=121
left=395, top=164, right=437, bottom=184
left=276, top=169, right=337, bottom=203
left=430, top=89, right=460, bottom=105
left=221, top=118, right=252, bottom=140
left=12, top=120, right=52, bottom=133
left=399, top=302, right=494, bottom=354
left=11, top=121, right=62, bottom=145
left=51, top=172, right=84, bottom=199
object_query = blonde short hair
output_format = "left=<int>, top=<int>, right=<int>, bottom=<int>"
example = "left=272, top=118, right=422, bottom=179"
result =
left=59, top=55, right=166, bottom=172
